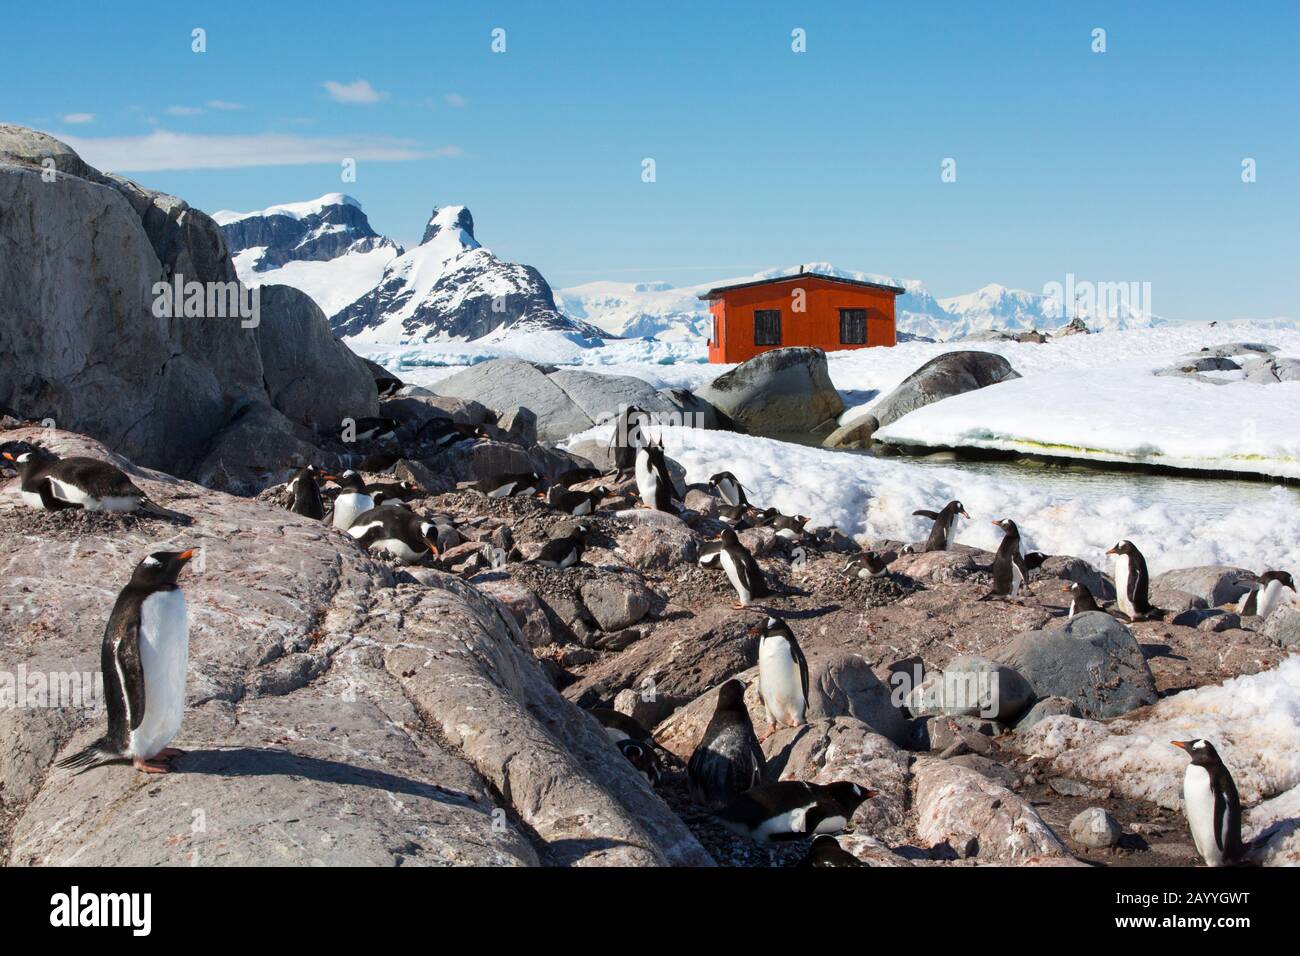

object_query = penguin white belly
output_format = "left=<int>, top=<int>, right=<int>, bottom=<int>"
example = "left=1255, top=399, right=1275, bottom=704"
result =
left=719, top=549, right=751, bottom=605
left=1009, top=560, right=1024, bottom=597
left=1067, top=600, right=1076, bottom=619
left=775, top=527, right=798, bottom=541
left=48, top=478, right=137, bottom=512
left=1183, top=764, right=1224, bottom=866
left=374, top=537, right=426, bottom=564
left=748, top=805, right=811, bottom=841
left=759, top=640, right=805, bottom=727
left=557, top=547, right=579, bottom=569
left=1255, top=580, right=1291, bottom=620
left=333, top=492, right=373, bottom=529
left=718, top=479, right=740, bottom=506
left=572, top=497, right=594, bottom=517
left=19, top=489, right=47, bottom=510
left=634, top=454, right=658, bottom=505
left=129, top=590, right=189, bottom=760
left=1113, top=555, right=1134, bottom=616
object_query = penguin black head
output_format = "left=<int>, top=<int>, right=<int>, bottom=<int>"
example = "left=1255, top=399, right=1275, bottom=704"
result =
left=720, top=528, right=740, bottom=547
left=952, top=500, right=971, bottom=519
left=992, top=518, right=1018, bottom=534
left=755, top=615, right=794, bottom=641
left=332, top=470, right=367, bottom=493
left=1172, top=738, right=1227, bottom=769
left=1106, top=539, right=1137, bottom=557
left=417, top=520, right=441, bottom=556
left=715, top=678, right=747, bottom=711
left=825, top=781, right=878, bottom=814
left=1260, top=570, right=1296, bottom=590
left=616, top=739, right=661, bottom=786
left=131, top=549, right=195, bottom=587
left=1061, top=581, right=1095, bottom=601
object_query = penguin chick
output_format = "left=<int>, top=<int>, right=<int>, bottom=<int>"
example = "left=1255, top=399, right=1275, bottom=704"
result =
left=687, top=679, right=765, bottom=810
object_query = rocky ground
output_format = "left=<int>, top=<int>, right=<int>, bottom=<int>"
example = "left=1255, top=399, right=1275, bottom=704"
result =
left=5, top=418, right=1296, bottom=868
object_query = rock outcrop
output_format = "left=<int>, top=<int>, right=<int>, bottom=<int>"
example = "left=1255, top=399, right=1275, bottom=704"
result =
left=868, top=350, right=1021, bottom=430
left=696, top=347, right=844, bottom=436
left=0, top=125, right=377, bottom=485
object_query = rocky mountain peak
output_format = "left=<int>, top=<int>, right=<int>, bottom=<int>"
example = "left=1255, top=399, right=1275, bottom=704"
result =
left=422, top=205, right=476, bottom=246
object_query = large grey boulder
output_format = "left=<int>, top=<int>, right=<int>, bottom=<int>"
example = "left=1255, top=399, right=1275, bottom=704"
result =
left=1152, top=566, right=1256, bottom=607
left=869, top=351, right=1021, bottom=429
left=1, top=427, right=710, bottom=867
left=994, top=612, right=1157, bottom=719
left=254, top=284, right=378, bottom=430
left=696, top=347, right=844, bottom=436
left=432, top=359, right=593, bottom=441
left=906, top=655, right=1035, bottom=723
left=805, top=653, right=910, bottom=746
left=0, top=125, right=375, bottom=483
left=546, top=370, right=679, bottom=426
left=1261, top=604, right=1300, bottom=649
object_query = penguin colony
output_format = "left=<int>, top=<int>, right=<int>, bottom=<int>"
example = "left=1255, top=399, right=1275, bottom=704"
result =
left=3, top=397, right=1292, bottom=869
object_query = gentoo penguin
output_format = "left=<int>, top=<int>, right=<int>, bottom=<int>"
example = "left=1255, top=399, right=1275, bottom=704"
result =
left=755, top=617, right=808, bottom=739
left=1106, top=539, right=1154, bottom=620
left=350, top=416, right=400, bottom=443
left=365, top=479, right=420, bottom=507
left=546, top=484, right=605, bottom=517
left=796, top=834, right=866, bottom=867
left=709, top=780, right=875, bottom=843
left=608, top=405, right=650, bottom=478
left=287, top=465, right=325, bottom=519
left=616, top=739, right=662, bottom=787
left=473, top=471, right=544, bottom=499
left=329, top=471, right=374, bottom=530
left=346, top=506, right=440, bottom=564
left=717, top=504, right=753, bottom=528
left=843, top=551, right=888, bottom=579
left=6, top=450, right=191, bottom=523
left=553, top=466, right=604, bottom=488
left=708, top=471, right=749, bottom=508
left=716, top=528, right=769, bottom=608
left=589, top=707, right=655, bottom=746
left=687, top=679, right=765, bottom=810
left=3, top=450, right=77, bottom=511
left=981, top=518, right=1029, bottom=599
left=58, top=549, right=196, bottom=774
left=760, top=510, right=809, bottom=540
left=634, top=440, right=676, bottom=514
left=413, top=416, right=478, bottom=450
left=913, top=500, right=970, bottom=551
left=1061, top=581, right=1101, bottom=618
left=1172, top=739, right=1244, bottom=867
left=530, top=524, right=588, bottom=569
left=1238, top=570, right=1296, bottom=619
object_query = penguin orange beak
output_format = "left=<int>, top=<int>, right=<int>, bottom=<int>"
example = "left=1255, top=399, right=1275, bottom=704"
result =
left=1060, top=585, right=1072, bottom=593
left=178, top=549, right=196, bottom=562
left=1105, top=546, right=1118, bottom=555
left=863, top=788, right=880, bottom=799
left=1, top=452, right=14, bottom=461
left=425, top=537, right=440, bottom=555
left=1171, top=740, right=1190, bottom=751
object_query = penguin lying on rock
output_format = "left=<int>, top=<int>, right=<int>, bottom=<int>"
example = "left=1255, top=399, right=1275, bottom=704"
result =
left=1061, top=581, right=1102, bottom=618
left=4, top=449, right=192, bottom=523
left=529, top=524, right=590, bottom=569
left=795, top=834, right=866, bottom=867
left=703, top=780, right=876, bottom=843
left=58, top=549, right=196, bottom=774
left=347, top=506, right=441, bottom=564
left=843, top=552, right=889, bottom=579
left=546, top=484, right=606, bottom=517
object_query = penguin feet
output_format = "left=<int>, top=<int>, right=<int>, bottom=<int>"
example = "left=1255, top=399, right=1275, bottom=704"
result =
left=154, top=747, right=186, bottom=760
left=731, top=602, right=748, bottom=611
left=759, top=723, right=777, bottom=742
left=132, top=758, right=172, bottom=774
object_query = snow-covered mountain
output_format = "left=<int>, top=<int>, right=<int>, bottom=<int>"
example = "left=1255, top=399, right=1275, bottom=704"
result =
left=330, top=205, right=603, bottom=342
left=559, top=266, right=1158, bottom=343
left=216, top=194, right=403, bottom=318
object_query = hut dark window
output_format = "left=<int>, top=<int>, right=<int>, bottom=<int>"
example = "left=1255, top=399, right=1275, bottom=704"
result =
left=839, top=308, right=867, bottom=344
left=754, top=310, right=782, bottom=346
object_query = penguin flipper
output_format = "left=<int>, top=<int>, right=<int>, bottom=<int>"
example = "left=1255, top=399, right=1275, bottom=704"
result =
left=139, top=499, right=193, bottom=525
left=912, top=510, right=940, bottom=520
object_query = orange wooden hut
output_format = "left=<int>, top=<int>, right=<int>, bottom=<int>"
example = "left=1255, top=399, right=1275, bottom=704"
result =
left=700, top=271, right=904, bottom=364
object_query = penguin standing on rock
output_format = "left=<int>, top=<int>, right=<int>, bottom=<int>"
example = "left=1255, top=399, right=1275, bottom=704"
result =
left=708, top=780, right=875, bottom=843
left=983, top=518, right=1029, bottom=599
left=634, top=440, right=677, bottom=514
left=58, top=549, right=196, bottom=774
left=913, top=500, right=970, bottom=551
left=329, top=471, right=374, bottom=530
left=708, top=472, right=749, bottom=508
left=6, top=450, right=192, bottom=523
left=1238, top=571, right=1296, bottom=619
left=609, top=406, right=650, bottom=478
left=1061, top=581, right=1101, bottom=618
left=755, top=617, right=808, bottom=739
left=1172, top=739, right=1244, bottom=867
left=716, top=528, right=769, bottom=608
left=287, top=465, right=325, bottom=519
left=1107, top=539, right=1155, bottom=620
left=346, top=506, right=441, bottom=564
left=687, top=679, right=765, bottom=810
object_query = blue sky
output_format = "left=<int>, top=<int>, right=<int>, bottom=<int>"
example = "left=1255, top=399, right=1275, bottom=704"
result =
left=3, top=1, right=1296, bottom=321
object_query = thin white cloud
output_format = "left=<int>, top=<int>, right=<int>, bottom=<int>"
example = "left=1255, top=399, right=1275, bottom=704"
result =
left=55, top=129, right=451, bottom=172
left=444, top=93, right=466, bottom=108
left=206, top=100, right=244, bottom=111
left=323, top=79, right=388, bottom=104
left=165, top=105, right=204, bottom=116
left=62, top=113, right=95, bottom=124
